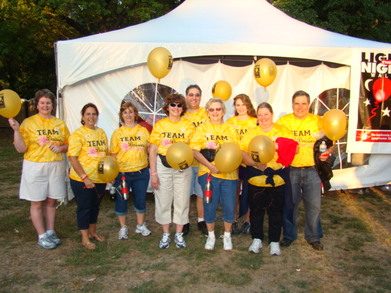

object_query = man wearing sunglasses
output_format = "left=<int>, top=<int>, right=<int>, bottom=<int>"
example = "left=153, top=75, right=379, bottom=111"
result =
left=183, top=85, right=209, bottom=236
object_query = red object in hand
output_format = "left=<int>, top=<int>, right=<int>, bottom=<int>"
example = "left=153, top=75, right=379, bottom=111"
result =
left=204, top=174, right=212, bottom=204
left=121, top=176, right=129, bottom=200
left=318, top=153, right=331, bottom=160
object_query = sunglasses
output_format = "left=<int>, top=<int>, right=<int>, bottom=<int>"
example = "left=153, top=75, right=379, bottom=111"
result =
left=169, top=103, right=183, bottom=108
left=208, top=108, right=222, bottom=112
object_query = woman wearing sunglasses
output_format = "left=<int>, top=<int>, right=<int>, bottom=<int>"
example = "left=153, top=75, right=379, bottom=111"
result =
left=190, top=97, right=240, bottom=250
left=226, top=94, right=257, bottom=235
left=149, top=94, right=195, bottom=249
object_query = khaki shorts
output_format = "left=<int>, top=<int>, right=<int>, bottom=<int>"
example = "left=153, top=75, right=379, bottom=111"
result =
left=20, top=159, right=67, bottom=201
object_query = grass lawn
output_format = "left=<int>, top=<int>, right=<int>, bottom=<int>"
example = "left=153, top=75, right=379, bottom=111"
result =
left=0, top=128, right=390, bottom=293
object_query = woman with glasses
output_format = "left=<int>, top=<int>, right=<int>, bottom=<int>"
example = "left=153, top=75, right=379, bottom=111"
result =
left=190, top=97, right=240, bottom=250
left=226, top=94, right=257, bottom=235
left=110, top=101, right=151, bottom=240
left=149, top=94, right=195, bottom=249
left=68, top=103, right=108, bottom=250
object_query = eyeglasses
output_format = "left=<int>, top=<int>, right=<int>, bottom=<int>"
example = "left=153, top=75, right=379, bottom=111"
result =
left=208, top=108, right=222, bottom=112
left=169, top=103, right=183, bottom=108
left=188, top=93, right=200, bottom=97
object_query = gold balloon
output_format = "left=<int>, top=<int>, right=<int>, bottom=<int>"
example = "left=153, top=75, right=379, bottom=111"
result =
left=147, top=47, right=173, bottom=79
left=254, top=58, right=277, bottom=87
left=214, top=142, right=242, bottom=173
left=322, top=109, right=347, bottom=141
left=248, top=135, right=276, bottom=164
left=0, top=89, right=22, bottom=118
left=166, top=142, right=194, bottom=170
left=212, top=80, right=232, bottom=101
left=97, top=156, right=120, bottom=182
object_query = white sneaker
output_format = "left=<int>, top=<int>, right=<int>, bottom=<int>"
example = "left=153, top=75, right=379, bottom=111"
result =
left=223, top=235, right=233, bottom=250
left=135, top=223, right=151, bottom=236
left=248, top=238, right=262, bottom=254
left=46, top=231, right=61, bottom=246
left=269, top=241, right=281, bottom=256
left=174, top=232, right=186, bottom=248
left=159, top=233, right=171, bottom=249
left=118, top=225, right=129, bottom=240
left=37, top=235, right=56, bottom=249
left=205, top=236, right=216, bottom=250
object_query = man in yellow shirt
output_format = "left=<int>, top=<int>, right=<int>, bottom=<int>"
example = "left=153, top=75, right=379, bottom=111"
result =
left=183, top=85, right=209, bottom=235
left=277, top=90, right=326, bottom=251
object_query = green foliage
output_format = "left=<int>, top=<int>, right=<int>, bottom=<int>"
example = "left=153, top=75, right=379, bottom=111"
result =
left=0, top=0, right=183, bottom=99
left=273, top=0, right=391, bottom=43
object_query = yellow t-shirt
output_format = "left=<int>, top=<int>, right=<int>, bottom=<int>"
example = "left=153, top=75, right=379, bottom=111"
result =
left=183, top=107, right=208, bottom=128
left=241, top=124, right=292, bottom=187
left=183, top=107, right=209, bottom=167
left=226, top=116, right=258, bottom=140
left=19, top=114, right=70, bottom=162
left=276, top=113, right=322, bottom=167
left=190, top=121, right=240, bottom=180
left=148, top=117, right=195, bottom=155
left=110, top=124, right=149, bottom=172
left=68, top=126, right=108, bottom=183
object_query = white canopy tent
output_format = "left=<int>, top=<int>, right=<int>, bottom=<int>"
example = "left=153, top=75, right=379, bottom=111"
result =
left=55, top=0, right=391, bottom=190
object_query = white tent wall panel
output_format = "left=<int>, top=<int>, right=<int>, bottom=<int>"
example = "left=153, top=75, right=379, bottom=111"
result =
left=58, top=60, right=391, bottom=191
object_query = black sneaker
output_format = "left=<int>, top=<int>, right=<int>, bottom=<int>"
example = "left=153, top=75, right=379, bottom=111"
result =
left=197, top=221, right=208, bottom=235
left=239, top=222, right=251, bottom=234
left=280, top=238, right=293, bottom=247
left=182, top=223, right=190, bottom=236
left=309, top=241, right=324, bottom=251
left=231, top=222, right=240, bottom=234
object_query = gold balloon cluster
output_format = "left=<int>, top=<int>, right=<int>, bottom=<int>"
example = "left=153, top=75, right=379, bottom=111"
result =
left=212, top=80, right=232, bottom=101
left=166, top=142, right=194, bottom=170
left=0, top=89, right=22, bottom=118
left=147, top=47, right=173, bottom=79
left=322, top=109, right=347, bottom=141
left=248, top=135, right=276, bottom=164
left=254, top=58, right=277, bottom=88
left=214, top=142, right=242, bottom=173
left=97, top=156, right=120, bottom=182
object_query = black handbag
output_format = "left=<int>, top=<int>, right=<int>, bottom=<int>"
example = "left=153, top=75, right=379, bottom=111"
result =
left=200, top=149, right=217, bottom=162
left=159, top=154, right=172, bottom=168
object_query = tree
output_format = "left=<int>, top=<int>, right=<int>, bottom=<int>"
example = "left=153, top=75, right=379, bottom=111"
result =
left=273, top=0, right=391, bottom=43
left=0, top=0, right=183, bottom=100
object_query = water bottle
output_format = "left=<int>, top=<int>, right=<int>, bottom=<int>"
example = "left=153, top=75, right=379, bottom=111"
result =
left=319, top=141, right=327, bottom=153
left=204, top=174, right=212, bottom=204
left=121, top=176, right=129, bottom=200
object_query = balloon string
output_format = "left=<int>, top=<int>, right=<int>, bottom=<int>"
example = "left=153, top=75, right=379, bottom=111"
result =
left=153, top=82, right=158, bottom=125
left=366, top=102, right=379, bottom=127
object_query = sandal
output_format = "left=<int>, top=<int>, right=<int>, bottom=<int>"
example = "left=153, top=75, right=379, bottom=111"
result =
left=82, top=241, right=96, bottom=250
left=89, top=234, right=105, bottom=242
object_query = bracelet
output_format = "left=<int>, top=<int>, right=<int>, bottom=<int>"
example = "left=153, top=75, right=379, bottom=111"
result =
left=150, top=172, right=157, bottom=176
left=80, top=174, right=88, bottom=180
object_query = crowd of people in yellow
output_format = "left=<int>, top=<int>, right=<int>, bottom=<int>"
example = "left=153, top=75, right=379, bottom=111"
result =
left=8, top=85, right=332, bottom=255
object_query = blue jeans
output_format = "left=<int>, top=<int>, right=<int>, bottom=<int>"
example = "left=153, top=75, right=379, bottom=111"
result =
left=70, top=179, right=106, bottom=230
left=198, top=174, right=238, bottom=223
left=114, top=167, right=150, bottom=215
left=190, top=166, right=203, bottom=197
left=283, top=167, right=323, bottom=243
